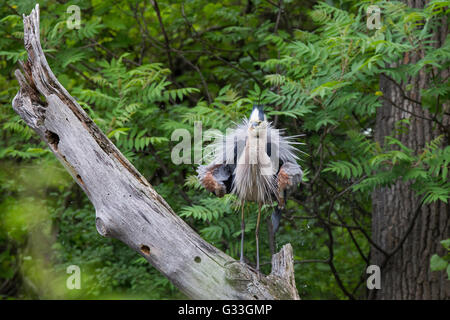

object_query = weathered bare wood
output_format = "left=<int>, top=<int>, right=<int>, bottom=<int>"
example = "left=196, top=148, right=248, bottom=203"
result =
left=11, top=4, right=300, bottom=300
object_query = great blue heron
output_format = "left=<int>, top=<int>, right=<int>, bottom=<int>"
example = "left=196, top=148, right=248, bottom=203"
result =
left=197, top=105, right=303, bottom=271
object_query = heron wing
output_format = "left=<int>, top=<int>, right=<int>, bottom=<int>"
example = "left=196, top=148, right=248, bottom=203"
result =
left=277, top=161, right=303, bottom=206
left=197, top=162, right=234, bottom=197
left=280, top=161, right=303, bottom=186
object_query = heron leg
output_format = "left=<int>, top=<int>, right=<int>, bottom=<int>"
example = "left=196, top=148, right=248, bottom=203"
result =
left=240, top=201, right=245, bottom=263
left=255, top=203, right=262, bottom=271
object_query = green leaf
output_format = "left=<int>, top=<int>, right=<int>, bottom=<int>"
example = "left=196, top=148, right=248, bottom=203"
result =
left=440, top=239, right=450, bottom=251
left=430, top=254, right=448, bottom=271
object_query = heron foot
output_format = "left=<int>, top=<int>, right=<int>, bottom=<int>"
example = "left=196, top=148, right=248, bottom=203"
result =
left=224, top=258, right=248, bottom=267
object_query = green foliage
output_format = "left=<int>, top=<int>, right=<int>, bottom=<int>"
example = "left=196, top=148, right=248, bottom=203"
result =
left=0, top=0, right=448, bottom=300
left=430, top=239, right=450, bottom=280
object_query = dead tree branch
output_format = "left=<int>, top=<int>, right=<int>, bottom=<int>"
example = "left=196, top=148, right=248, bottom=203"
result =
left=11, top=5, right=299, bottom=300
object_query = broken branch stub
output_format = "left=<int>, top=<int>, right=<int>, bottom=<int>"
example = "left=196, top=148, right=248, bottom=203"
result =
left=11, top=4, right=300, bottom=300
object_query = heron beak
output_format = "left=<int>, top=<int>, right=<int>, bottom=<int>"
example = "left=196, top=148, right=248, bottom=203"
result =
left=249, top=105, right=266, bottom=124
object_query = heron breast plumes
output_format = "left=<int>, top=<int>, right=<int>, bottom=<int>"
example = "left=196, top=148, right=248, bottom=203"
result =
left=233, top=127, right=277, bottom=203
left=197, top=110, right=303, bottom=206
left=196, top=105, right=304, bottom=271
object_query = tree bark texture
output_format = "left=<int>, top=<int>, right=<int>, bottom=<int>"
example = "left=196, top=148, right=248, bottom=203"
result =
left=372, top=0, right=449, bottom=299
left=11, top=5, right=300, bottom=300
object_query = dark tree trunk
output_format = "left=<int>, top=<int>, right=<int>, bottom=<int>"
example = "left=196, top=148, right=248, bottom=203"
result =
left=371, top=0, right=449, bottom=299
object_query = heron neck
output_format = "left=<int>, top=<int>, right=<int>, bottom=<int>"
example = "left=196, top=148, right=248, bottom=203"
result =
left=246, top=129, right=268, bottom=165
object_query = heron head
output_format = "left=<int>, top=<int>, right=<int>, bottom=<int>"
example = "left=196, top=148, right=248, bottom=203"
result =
left=248, top=105, right=267, bottom=136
